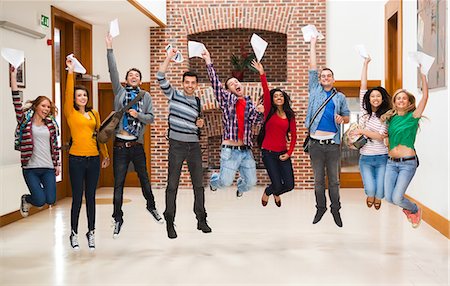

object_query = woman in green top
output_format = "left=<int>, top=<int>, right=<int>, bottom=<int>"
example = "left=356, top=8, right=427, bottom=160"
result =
left=381, top=69, right=428, bottom=228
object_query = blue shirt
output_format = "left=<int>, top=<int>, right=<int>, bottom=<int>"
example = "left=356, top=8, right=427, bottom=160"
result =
left=305, top=70, right=350, bottom=144
left=316, top=90, right=338, bottom=133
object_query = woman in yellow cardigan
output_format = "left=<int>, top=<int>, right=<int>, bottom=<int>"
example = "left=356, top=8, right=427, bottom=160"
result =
left=65, top=58, right=110, bottom=250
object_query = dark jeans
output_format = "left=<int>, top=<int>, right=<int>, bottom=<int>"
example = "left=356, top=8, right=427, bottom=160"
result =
left=164, top=139, right=206, bottom=222
left=22, top=168, right=56, bottom=207
left=261, top=149, right=295, bottom=196
left=69, top=155, right=100, bottom=232
left=113, top=143, right=156, bottom=223
left=309, top=141, right=341, bottom=212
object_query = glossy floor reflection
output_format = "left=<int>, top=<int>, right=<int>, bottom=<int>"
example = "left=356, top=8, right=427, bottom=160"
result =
left=1, top=187, right=448, bottom=285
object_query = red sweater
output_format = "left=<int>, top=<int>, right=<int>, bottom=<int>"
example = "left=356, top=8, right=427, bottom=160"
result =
left=260, top=74, right=297, bottom=156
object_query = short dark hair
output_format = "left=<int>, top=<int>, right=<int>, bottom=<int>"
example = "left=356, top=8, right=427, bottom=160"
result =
left=125, top=68, right=142, bottom=81
left=321, top=67, right=334, bottom=77
left=74, top=85, right=92, bottom=112
left=182, top=71, right=198, bottom=83
left=224, top=77, right=234, bottom=90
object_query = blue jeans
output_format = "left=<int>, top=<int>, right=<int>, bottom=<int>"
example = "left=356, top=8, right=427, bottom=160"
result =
left=384, top=158, right=418, bottom=213
left=359, top=154, right=388, bottom=199
left=22, top=168, right=56, bottom=207
left=309, top=141, right=341, bottom=212
left=164, top=139, right=206, bottom=222
left=69, top=155, right=100, bottom=232
left=113, top=143, right=156, bottom=223
left=261, top=149, right=294, bottom=196
left=210, top=147, right=257, bottom=193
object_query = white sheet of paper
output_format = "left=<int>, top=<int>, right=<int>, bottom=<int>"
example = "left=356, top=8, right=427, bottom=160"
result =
left=109, top=18, right=120, bottom=38
left=188, top=41, right=206, bottom=58
left=354, top=44, right=369, bottom=59
left=408, top=51, right=435, bottom=75
left=1, top=48, right=24, bottom=68
left=66, top=53, right=87, bottom=74
left=301, top=24, right=325, bottom=42
left=165, top=44, right=184, bottom=63
left=250, top=34, right=268, bottom=62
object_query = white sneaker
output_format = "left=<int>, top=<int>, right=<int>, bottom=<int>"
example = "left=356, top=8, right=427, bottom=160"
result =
left=20, top=195, right=30, bottom=217
left=69, top=230, right=80, bottom=250
left=86, top=230, right=95, bottom=250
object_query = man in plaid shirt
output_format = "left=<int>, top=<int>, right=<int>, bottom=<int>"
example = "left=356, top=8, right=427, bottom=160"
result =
left=202, top=48, right=263, bottom=197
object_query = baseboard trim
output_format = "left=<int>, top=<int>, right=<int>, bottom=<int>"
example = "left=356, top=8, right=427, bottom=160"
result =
left=405, top=194, right=450, bottom=239
left=0, top=205, right=49, bottom=227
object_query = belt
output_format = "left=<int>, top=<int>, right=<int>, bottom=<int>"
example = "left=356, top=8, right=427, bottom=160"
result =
left=388, top=156, right=416, bottom=162
left=222, top=145, right=251, bottom=150
left=114, top=141, right=142, bottom=148
left=310, top=138, right=336, bottom=145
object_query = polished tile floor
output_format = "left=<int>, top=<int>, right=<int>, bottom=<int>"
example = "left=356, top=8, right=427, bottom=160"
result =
left=0, top=186, right=448, bottom=285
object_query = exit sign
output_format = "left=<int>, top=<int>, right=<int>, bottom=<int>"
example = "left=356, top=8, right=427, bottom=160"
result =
left=40, top=15, right=49, bottom=28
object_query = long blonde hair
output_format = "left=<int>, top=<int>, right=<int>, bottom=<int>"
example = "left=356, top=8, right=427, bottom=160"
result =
left=24, top=96, right=58, bottom=117
left=381, top=89, right=416, bottom=122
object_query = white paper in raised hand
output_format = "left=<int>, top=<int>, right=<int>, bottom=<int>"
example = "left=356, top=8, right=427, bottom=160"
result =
left=1, top=48, right=24, bottom=68
left=109, top=18, right=120, bottom=38
left=250, top=34, right=268, bottom=62
left=408, top=51, right=435, bottom=75
left=188, top=41, right=206, bottom=58
left=355, top=44, right=369, bottom=59
left=301, top=24, right=325, bottom=42
left=165, top=44, right=184, bottom=63
left=66, top=53, right=87, bottom=74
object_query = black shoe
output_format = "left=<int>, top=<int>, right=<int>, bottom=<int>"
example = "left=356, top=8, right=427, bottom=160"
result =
left=332, top=211, right=343, bottom=227
left=197, top=220, right=212, bottom=233
left=69, top=230, right=80, bottom=250
left=312, top=209, right=326, bottom=224
left=148, top=208, right=164, bottom=224
left=166, top=221, right=177, bottom=239
left=20, top=194, right=30, bottom=218
left=113, top=219, right=123, bottom=239
left=209, top=184, right=217, bottom=192
left=236, top=190, right=243, bottom=198
left=86, top=230, right=95, bottom=250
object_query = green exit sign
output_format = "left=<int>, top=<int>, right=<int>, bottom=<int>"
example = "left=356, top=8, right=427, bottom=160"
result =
left=40, top=15, right=49, bottom=28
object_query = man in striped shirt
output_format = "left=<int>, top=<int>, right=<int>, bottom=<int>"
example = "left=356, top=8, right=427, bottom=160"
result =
left=201, top=48, right=263, bottom=198
left=157, top=47, right=211, bottom=239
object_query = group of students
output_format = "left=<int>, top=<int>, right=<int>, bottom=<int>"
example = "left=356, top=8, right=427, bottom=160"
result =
left=10, top=34, right=427, bottom=250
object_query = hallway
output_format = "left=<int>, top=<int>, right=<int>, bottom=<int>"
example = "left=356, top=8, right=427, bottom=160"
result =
left=0, top=187, right=448, bottom=285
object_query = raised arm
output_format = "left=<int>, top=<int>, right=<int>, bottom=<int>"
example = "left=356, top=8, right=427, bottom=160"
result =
left=106, top=34, right=124, bottom=96
left=10, top=66, right=24, bottom=123
left=251, top=60, right=271, bottom=119
left=309, top=36, right=317, bottom=70
left=202, top=48, right=230, bottom=107
left=64, top=58, right=75, bottom=117
left=156, top=47, right=177, bottom=100
left=360, top=56, right=371, bottom=91
left=413, top=70, right=429, bottom=118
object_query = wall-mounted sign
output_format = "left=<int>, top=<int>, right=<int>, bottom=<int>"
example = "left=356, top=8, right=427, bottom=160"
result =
left=40, top=15, right=49, bottom=28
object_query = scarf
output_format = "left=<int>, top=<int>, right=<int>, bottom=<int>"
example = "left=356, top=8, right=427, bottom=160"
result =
left=122, top=86, right=143, bottom=137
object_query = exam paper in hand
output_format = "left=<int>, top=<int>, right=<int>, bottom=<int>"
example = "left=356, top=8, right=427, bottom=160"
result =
left=109, top=19, right=120, bottom=38
left=408, top=51, right=435, bottom=75
left=355, top=44, right=369, bottom=59
left=250, top=34, right=268, bottom=62
left=66, top=54, right=87, bottom=74
left=301, top=24, right=325, bottom=42
left=1, top=48, right=24, bottom=68
left=165, top=44, right=184, bottom=63
left=188, top=41, right=206, bottom=58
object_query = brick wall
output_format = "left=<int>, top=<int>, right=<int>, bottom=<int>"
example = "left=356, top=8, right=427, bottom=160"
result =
left=150, top=0, right=327, bottom=191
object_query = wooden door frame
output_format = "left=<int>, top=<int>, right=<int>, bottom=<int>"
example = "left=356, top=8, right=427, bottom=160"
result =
left=385, top=0, right=403, bottom=95
left=51, top=6, right=92, bottom=198
left=334, top=80, right=382, bottom=188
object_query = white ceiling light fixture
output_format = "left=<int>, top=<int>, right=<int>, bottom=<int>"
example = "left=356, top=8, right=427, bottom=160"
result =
left=0, top=21, right=45, bottom=39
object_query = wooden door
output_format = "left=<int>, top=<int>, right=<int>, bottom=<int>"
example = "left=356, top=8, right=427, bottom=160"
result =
left=97, top=82, right=152, bottom=187
left=385, top=0, right=403, bottom=95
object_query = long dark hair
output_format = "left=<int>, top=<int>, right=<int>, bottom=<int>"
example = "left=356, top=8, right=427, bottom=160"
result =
left=73, top=85, right=92, bottom=112
left=362, top=86, right=391, bottom=118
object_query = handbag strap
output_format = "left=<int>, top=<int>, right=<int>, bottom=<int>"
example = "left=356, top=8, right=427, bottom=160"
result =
left=118, top=90, right=146, bottom=115
left=307, top=88, right=337, bottom=133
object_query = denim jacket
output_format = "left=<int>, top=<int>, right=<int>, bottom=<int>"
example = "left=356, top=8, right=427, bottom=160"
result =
left=305, top=69, right=350, bottom=144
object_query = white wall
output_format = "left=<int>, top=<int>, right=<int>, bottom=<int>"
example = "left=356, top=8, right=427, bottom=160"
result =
left=401, top=0, right=449, bottom=219
left=136, top=0, right=167, bottom=25
left=0, top=1, right=53, bottom=215
left=327, top=0, right=384, bottom=81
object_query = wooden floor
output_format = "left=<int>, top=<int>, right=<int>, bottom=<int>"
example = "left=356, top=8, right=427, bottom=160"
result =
left=0, top=186, right=448, bottom=285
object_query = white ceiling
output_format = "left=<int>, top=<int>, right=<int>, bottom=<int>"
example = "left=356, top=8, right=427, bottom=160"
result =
left=50, top=0, right=161, bottom=27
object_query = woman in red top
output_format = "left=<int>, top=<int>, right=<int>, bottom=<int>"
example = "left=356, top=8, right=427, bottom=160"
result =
left=252, top=60, right=297, bottom=207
